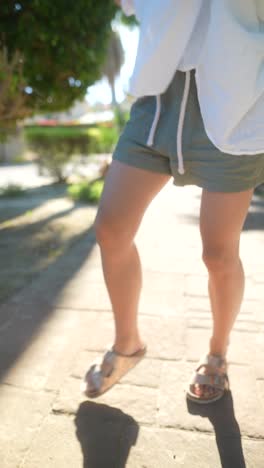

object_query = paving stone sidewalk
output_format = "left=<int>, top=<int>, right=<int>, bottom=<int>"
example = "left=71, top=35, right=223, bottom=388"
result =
left=0, top=182, right=263, bottom=468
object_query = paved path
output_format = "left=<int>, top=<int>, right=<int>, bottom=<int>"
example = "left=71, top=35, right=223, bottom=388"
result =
left=0, top=182, right=263, bottom=468
left=0, top=156, right=110, bottom=189
left=0, top=162, right=54, bottom=188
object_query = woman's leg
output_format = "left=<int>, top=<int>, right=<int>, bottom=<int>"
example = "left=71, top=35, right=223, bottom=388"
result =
left=193, top=188, right=253, bottom=398
left=94, top=160, right=171, bottom=355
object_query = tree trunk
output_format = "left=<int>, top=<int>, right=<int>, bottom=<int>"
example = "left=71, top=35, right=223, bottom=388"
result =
left=110, top=80, right=117, bottom=108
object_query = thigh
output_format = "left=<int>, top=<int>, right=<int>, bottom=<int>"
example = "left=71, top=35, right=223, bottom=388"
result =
left=95, top=160, right=171, bottom=241
left=200, top=189, right=253, bottom=252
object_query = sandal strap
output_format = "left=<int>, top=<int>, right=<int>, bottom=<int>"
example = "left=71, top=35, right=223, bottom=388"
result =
left=85, top=349, right=117, bottom=392
left=100, top=349, right=117, bottom=377
left=197, top=353, right=227, bottom=370
left=190, top=372, right=228, bottom=390
left=189, top=353, right=229, bottom=393
left=86, top=364, right=103, bottom=392
left=85, top=346, right=147, bottom=393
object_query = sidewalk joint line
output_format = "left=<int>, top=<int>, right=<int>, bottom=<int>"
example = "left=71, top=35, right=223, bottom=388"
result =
left=0, top=381, right=58, bottom=394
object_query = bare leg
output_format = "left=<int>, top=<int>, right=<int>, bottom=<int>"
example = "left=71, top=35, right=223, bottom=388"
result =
left=193, top=188, right=253, bottom=398
left=94, top=160, right=171, bottom=355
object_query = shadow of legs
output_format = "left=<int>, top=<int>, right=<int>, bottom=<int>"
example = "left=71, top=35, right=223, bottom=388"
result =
left=75, top=401, right=139, bottom=468
left=187, top=391, right=246, bottom=468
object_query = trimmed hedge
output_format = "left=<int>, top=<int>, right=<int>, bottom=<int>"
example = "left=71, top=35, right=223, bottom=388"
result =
left=24, top=124, right=118, bottom=181
left=0, top=183, right=25, bottom=198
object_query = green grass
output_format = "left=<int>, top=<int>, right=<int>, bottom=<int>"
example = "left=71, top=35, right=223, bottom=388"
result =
left=67, top=179, right=104, bottom=203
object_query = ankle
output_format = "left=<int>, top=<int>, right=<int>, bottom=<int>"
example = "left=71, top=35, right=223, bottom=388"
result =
left=209, top=336, right=229, bottom=358
left=114, top=334, right=144, bottom=355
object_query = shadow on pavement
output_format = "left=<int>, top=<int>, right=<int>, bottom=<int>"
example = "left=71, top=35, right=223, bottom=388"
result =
left=0, top=183, right=68, bottom=224
left=187, top=391, right=246, bottom=468
left=0, top=186, right=95, bottom=304
left=0, top=224, right=97, bottom=381
left=75, top=401, right=139, bottom=468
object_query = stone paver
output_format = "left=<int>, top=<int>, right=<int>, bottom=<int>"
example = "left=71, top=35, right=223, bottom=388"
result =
left=0, top=385, right=56, bottom=468
left=0, top=183, right=263, bottom=467
left=127, top=427, right=264, bottom=468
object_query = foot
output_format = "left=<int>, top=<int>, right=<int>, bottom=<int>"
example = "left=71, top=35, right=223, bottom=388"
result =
left=195, top=336, right=229, bottom=399
left=81, top=343, right=147, bottom=398
left=187, top=353, right=229, bottom=404
left=192, top=359, right=226, bottom=399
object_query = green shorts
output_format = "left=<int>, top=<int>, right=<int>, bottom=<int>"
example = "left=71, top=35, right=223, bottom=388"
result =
left=113, top=69, right=264, bottom=192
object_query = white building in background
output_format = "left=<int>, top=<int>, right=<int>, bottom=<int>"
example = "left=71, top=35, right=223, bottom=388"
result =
left=0, top=128, right=25, bottom=164
left=1, top=94, right=134, bottom=163
left=25, top=99, right=114, bottom=125
left=0, top=100, right=114, bottom=163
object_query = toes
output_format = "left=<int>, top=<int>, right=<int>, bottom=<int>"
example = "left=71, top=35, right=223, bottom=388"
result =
left=193, top=384, right=218, bottom=399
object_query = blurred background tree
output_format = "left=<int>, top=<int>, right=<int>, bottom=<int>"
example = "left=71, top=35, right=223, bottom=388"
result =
left=101, top=29, right=124, bottom=109
left=0, top=0, right=139, bottom=175
left=101, top=27, right=126, bottom=132
left=0, top=0, right=117, bottom=129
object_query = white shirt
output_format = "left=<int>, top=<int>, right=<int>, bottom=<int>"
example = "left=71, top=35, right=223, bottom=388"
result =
left=121, top=0, right=264, bottom=158
left=178, top=0, right=210, bottom=72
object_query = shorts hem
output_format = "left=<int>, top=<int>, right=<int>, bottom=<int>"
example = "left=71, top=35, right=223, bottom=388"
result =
left=112, top=152, right=171, bottom=176
left=172, top=176, right=260, bottom=193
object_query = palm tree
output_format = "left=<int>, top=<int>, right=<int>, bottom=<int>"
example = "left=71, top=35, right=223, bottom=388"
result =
left=101, top=28, right=124, bottom=109
left=98, top=28, right=125, bottom=177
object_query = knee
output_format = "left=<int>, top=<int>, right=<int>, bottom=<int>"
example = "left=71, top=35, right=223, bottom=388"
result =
left=202, top=247, right=240, bottom=275
left=94, top=216, right=116, bottom=250
left=94, top=214, right=130, bottom=252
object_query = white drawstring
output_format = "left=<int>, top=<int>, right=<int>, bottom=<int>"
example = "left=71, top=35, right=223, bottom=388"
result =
left=146, top=71, right=191, bottom=175
left=176, top=70, right=191, bottom=175
left=146, top=95, right=161, bottom=146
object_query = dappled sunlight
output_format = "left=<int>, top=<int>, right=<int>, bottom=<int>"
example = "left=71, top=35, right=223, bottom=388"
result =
left=0, top=182, right=67, bottom=224
left=0, top=192, right=97, bottom=304
left=0, top=226, right=97, bottom=385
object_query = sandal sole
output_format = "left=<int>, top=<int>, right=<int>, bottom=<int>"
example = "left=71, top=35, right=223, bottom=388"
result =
left=81, top=346, right=147, bottom=399
left=186, top=389, right=226, bottom=404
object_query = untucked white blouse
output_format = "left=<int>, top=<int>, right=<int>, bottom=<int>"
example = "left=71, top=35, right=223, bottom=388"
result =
left=121, top=0, right=264, bottom=174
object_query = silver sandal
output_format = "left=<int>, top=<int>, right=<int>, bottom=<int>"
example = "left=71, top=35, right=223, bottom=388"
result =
left=81, top=345, right=147, bottom=398
left=187, top=353, right=229, bottom=404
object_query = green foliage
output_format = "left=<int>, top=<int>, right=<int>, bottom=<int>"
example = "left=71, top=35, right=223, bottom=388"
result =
left=25, top=126, right=89, bottom=140
left=119, top=11, right=139, bottom=28
left=0, top=184, right=25, bottom=198
left=114, top=107, right=129, bottom=132
left=25, top=124, right=118, bottom=153
left=25, top=126, right=89, bottom=182
left=0, top=1, right=117, bottom=126
left=87, top=125, right=119, bottom=153
left=68, top=179, right=104, bottom=203
left=24, top=124, right=118, bottom=181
